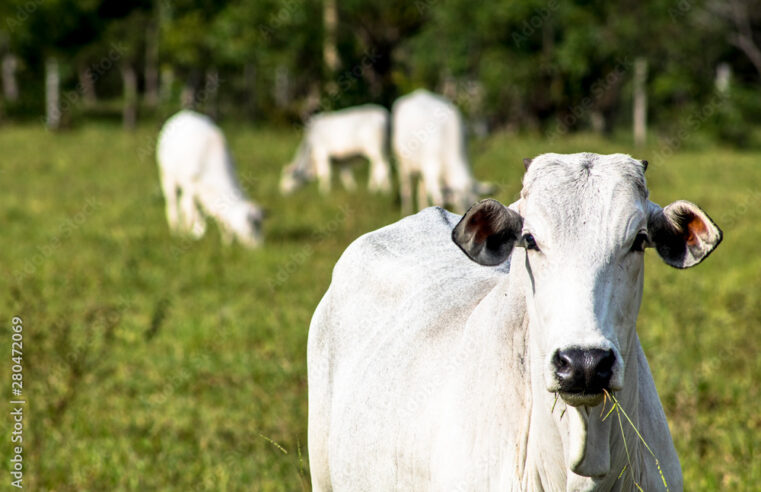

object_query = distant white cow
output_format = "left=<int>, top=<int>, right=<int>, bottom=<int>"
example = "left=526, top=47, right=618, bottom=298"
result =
left=280, top=104, right=392, bottom=195
left=392, top=89, right=494, bottom=215
left=308, top=153, right=723, bottom=491
left=157, top=110, right=263, bottom=248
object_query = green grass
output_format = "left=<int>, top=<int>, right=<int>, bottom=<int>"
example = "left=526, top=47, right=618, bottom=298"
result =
left=0, top=121, right=759, bottom=490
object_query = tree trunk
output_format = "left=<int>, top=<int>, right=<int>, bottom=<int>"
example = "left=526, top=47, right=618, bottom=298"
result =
left=45, top=57, right=61, bottom=131
left=274, top=64, right=290, bottom=109
left=590, top=111, right=605, bottom=134
left=144, top=22, right=159, bottom=108
left=181, top=83, right=195, bottom=109
left=715, top=62, right=731, bottom=94
left=204, top=67, right=219, bottom=119
left=2, top=53, right=19, bottom=102
left=323, top=0, right=339, bottom=94
left=633, top=57, right=648, bottom=147
left=78, top=65, right=97, bottom=107
left=122, top=63, right=138, bottom=130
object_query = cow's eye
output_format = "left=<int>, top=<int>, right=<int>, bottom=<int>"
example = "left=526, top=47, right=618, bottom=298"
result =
left=631, top=232, right=649, bottom=253
left=522, top=233, right=539, bottom=251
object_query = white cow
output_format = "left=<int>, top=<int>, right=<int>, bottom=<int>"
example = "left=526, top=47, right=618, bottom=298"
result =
left=392, top=89, right=494, bottom=215
left=157, top=110, right=264, bottom=248
left=308, top=153, right=723, bottom=491
left=280, top=104, right=392, bottom=195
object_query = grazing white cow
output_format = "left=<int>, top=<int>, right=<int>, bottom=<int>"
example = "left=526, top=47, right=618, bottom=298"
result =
left=392, top=89, right=494, bottom=215
left=157, top=110, right=263, bottom=248
left=308, top=153, right=723, bottom=491
left=280, top=104, right=392, bottom=195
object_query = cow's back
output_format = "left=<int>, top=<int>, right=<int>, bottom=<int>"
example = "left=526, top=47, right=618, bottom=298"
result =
left=157, top=110, right=228, bottom=183
left=308, top=207, right=508, bottom=490
left=308, top=104, right=388, bottom=157
left=391, top=90, right=464, bottom=172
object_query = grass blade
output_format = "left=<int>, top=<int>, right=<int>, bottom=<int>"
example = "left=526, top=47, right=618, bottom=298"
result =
left=257, top=432, right=288, bottom=455
left=602, top=401, right=617, bottom=422
left=607, top=391, right=670, bottom=492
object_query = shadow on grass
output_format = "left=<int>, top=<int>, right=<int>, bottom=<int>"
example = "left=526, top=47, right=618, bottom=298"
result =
left=267, top=225, right=323, bottom=243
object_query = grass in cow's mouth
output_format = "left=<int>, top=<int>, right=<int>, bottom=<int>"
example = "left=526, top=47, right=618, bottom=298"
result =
left=551, top=392, right=567, bottom=419
left=602, top=390, right=670, bottom=492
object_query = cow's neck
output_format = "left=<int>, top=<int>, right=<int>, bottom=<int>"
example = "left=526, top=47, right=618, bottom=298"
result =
left=524, top=350, right=641, bottom=490
left=500, top=252, right=643, bottom=490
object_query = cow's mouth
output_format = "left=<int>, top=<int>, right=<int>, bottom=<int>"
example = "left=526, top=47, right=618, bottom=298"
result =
left=559, top=391, right=605, bottom=407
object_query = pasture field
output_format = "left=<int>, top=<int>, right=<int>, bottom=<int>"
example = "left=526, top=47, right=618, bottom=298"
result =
left=0, top=121, right=759, bottom=491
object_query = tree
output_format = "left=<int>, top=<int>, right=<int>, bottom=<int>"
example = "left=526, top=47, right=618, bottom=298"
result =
left=707, top=0, right=761, bottom=80
left=98, top=3, right=153, bottom=129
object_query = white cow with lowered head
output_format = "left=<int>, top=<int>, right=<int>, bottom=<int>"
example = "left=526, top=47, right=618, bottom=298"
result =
left=392, top=89, right=494, bottom=215
left=157, top=110, right=264, bottom=248
left=308, top=153, right=722, bottom=491
left=280, top=104, right=392, bottom=195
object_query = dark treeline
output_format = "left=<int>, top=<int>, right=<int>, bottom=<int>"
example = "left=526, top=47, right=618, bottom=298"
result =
left=0, top=0, right=760, bottom=143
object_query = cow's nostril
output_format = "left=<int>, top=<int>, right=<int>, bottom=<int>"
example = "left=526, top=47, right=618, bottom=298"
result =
left=554, top=348, right=616, bottom=394
left=552, top=351, right=572, bottom=371
left=595, top=350, right=616, bottom=380
left=553, top=349, right=585, bottom=393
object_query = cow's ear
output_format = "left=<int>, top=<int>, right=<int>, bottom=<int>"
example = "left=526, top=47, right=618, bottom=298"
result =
left=452, top=199, right=523, bottom=266
left=647, top=200, right=722, bottom=269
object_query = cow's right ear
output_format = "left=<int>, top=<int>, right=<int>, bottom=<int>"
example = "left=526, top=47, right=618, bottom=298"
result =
left=452, top=199, right=523, bottom=266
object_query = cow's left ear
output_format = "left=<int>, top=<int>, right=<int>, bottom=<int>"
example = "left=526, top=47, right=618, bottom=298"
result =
left=648, top=200, right=723, bottom=269
left=452, top=199, right=523, bottom=266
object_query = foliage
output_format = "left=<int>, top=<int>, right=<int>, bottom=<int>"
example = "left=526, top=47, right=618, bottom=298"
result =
left=1, top=0, right=760, bottom=133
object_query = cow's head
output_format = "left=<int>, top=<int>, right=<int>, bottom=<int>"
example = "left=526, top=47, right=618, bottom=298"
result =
left=280, top=162, right=311, bottom=194
left=453, top=153, right=721, bottom=407
left=280, top=142, right=314, bottom=195
left=226, top=200, right=264, bottom=248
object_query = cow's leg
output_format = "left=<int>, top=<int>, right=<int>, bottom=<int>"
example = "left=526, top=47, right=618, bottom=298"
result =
left=338, top=164, right=357, bottom=191
left=159, top=171, right=181, bottom=234
left=367, top=151, right=392, bottom=193
left=314, top=152, right=332, bottom=194
left=308, top=392, right=332, bottom=492
left=453, top=188, right=478, bottom=215
left=179, top=188, right=206, bottom=239
left=421, top=162, right=444, bottom=209
left=308, top=300, right=333, bottom=492
left=398, top=165, right=414, bottom=216
left=417, top=175, right=430, bottom=211
left=451, top=191, right=467, bottom=214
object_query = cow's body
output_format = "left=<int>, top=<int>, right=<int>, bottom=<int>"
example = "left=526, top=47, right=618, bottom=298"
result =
left=309, top=153, right=723, bottom=491
left=392, top=89, right=492, bottom=214
left=309, top=208, right=678, bottom=491
left=157, top=110, right=263, bottom=248
left=280, top=104, right=392, bottom=194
